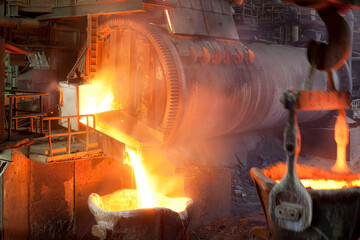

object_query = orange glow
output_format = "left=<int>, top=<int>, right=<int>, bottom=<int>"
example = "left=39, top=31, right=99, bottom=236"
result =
left=89, top=189, right=191, bottom=213
left=78, top=71, right=189, bottom=212
left=125, top=148, right=155, bottom=208
left=165, top=10, right=173, bottom=33
left=265, top=163, right=360, bottom=190
left=275, top=179, right=360, bottom=190
left=78, top=71, right=117, bottom=126
left=300, top=179, right=360, bottom=190
left=332, top=109, right=351, bottom=174
left=125, top=148, right=190, bottom=212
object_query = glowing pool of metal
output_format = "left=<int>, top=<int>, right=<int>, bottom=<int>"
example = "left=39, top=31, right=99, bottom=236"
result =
left=263, top=163, right=360, bottom=190
left=88, top=189, right=194, bottom=240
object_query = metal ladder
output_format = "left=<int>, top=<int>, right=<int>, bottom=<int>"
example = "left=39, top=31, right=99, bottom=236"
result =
left=87, top=15, right=98, bottom=79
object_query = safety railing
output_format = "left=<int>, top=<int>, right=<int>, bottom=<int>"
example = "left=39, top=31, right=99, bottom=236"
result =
left=6, top=90, right=49, bottom=140
left=351, top=99, right=360, bottom=119
left=41, top=115, right=95, bottom=157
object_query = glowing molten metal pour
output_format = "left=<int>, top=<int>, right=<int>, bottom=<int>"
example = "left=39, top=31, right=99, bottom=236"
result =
left=332, top=109, right=350, bottom=174
left=125, top=149, right=155, bottom=209
left=271, top=107, right=360, bottom=190
left=78, top=74, right=190, bottom=213
left=87, top=147, right=191, bottom=214
left=124, top=148, right=190, bottom=212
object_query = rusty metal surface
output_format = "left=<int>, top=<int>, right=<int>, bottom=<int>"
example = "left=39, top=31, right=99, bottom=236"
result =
left=96, top=132, right=125, bottom=162
left=30, top=148, right=104, bottom=164
left=94, top=18, right=328, bottom=144
left=3, top=149, right=29, bottom=240
left=168, top=0, right=239, bottom=39
left=2, top=147, right=131, bottom=239
left=295, top=91, right=350, bottom=110
left=0, top=133, right=36, bottom=151
left=168, top=7, right=208, bottom=36
left=170, top=42, right=328, bottom=143
left=0, top=18, right=43, bottom=29
left=142, top=0, right=177, bottom=8
left=250, top=164, right=360, bottom=240
left=88, top=189, right=194, bottom=240
left=95, top=110, right=163, bottom=148
left=29, top=160, right=75, bottom=240
left=37, top=0, right=144, bottom=19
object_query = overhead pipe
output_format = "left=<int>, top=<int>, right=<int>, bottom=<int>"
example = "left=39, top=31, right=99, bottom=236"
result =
left=0, top=18, right=47, bottom=29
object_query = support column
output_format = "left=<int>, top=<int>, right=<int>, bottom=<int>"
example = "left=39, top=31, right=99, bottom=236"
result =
left=0, top=38, right=5, bottom=143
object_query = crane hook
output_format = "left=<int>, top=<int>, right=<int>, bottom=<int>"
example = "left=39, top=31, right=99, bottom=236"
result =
left=307, top=6, right=351, bottom=71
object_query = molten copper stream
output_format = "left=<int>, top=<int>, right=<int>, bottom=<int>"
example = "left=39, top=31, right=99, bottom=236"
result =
left=332, top=108, right=351, bottom=174
left=125, top=148, right=156, bottom=209
left=77, top=72, right=191, bottom=212
left=88, top=148, right=191, bottom=213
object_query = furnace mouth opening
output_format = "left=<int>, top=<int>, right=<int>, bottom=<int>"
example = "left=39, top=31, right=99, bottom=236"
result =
left=260, top=163, right=360, bottom=190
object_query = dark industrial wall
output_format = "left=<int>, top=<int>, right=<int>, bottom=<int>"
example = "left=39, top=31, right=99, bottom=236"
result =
left=3, top=149, right=29, bottom=240
left=3, top=149, right=131, bottom=240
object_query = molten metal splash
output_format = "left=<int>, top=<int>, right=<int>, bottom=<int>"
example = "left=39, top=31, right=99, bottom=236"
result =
left=332, top=109, right=350, bottom=174
left=126, top=148, right=155, bottom=209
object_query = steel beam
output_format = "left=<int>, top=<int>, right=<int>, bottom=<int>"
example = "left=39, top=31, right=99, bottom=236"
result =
left=37, top=0, right=144, bottom=20
left=142, top=0, right=177, bottom=8
left=0, top=38, right=4, bottom=143
left=285, top=0, right=360, bottom=9
left=0, top=0, right=4, bottom=18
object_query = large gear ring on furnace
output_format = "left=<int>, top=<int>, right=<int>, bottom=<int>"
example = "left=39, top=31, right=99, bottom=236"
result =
left=95, top=18, right=185, bottom=143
